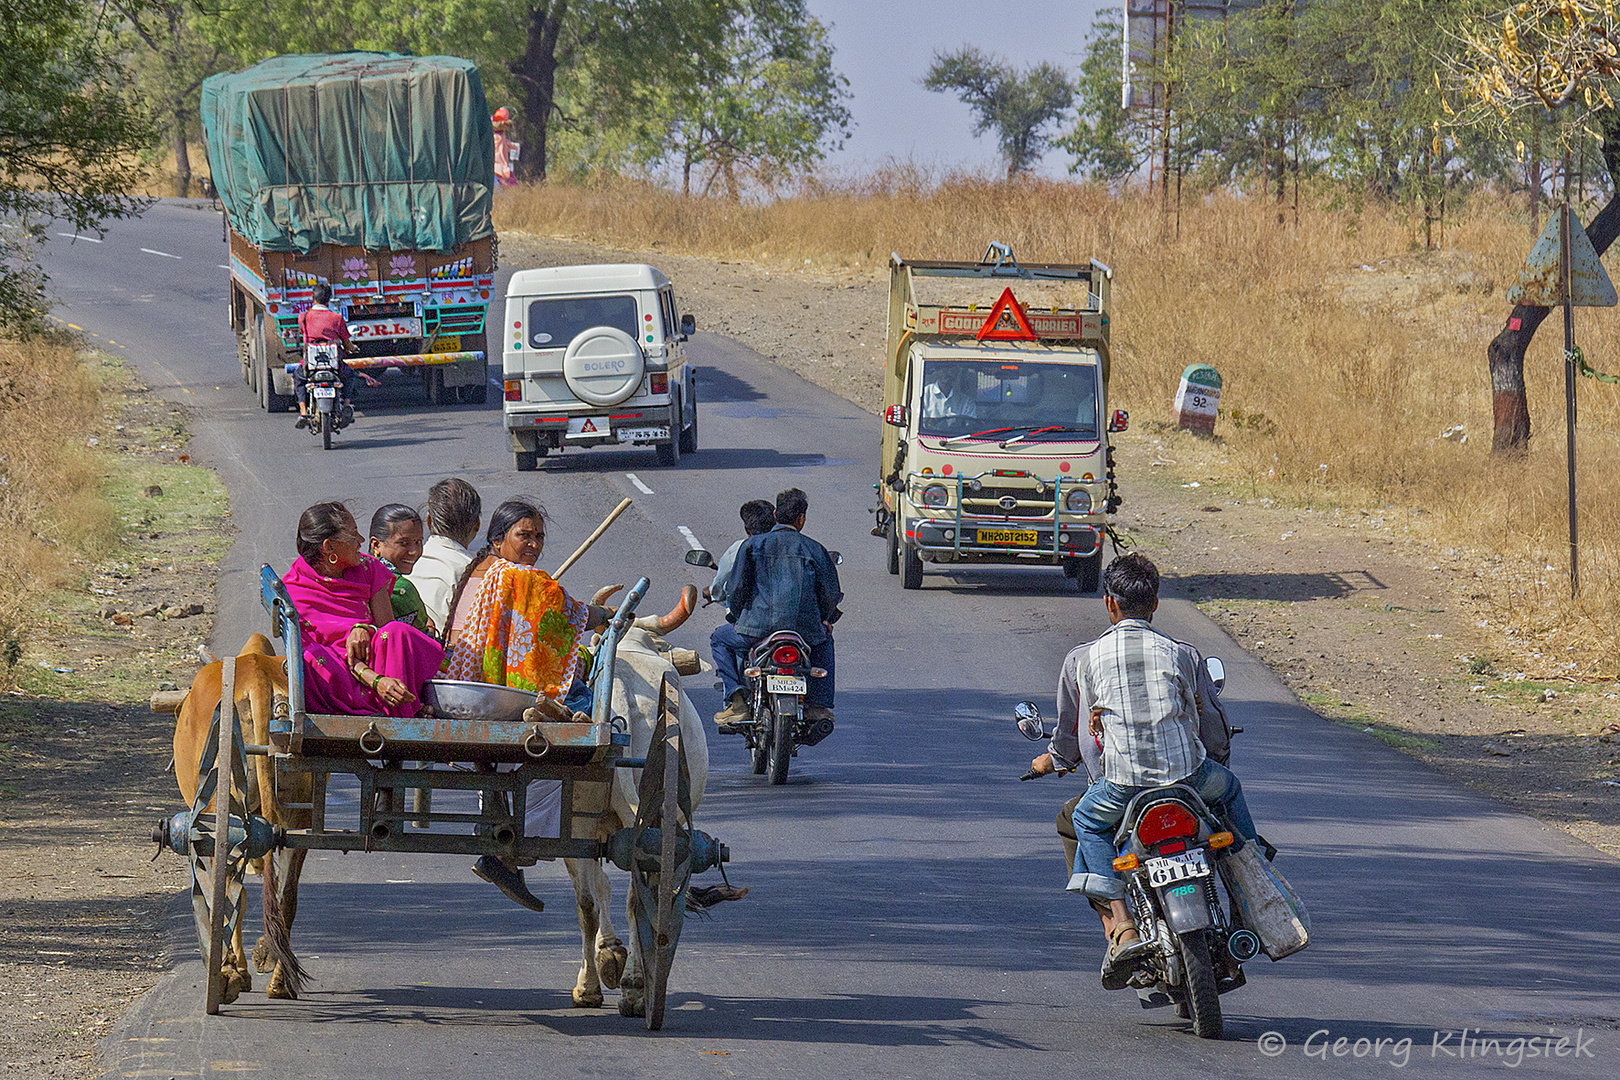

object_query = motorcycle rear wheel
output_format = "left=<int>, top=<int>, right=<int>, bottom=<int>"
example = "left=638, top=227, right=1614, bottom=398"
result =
left=749, top=696, right=768, bottom=775
left=767, top=696, right=794, bottom=785
left=320, top=410, right=333, bottom=450
left=1178, top=929, right=1223, bottom=1039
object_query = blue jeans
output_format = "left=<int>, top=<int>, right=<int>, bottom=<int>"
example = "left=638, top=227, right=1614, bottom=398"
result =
left=1069, top=758, right=1258, bottom=901
left=710, top=622, right=834, bottom=707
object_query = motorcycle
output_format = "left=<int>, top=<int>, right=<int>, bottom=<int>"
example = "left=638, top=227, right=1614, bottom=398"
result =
left=1016, top=657, right=1303, bottom=1039
left=685, top=547, right=838, bottom=785
left=291, top=341, right=354, bottom=449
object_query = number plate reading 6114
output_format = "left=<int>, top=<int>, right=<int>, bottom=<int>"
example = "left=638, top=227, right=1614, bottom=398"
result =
left=1145, top=848, right=1210, bottom=887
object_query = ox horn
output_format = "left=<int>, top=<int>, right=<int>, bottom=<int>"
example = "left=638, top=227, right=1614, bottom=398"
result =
left=646, top=584, right=699, bottom=635
left=591, top=583, right=624, bottom=607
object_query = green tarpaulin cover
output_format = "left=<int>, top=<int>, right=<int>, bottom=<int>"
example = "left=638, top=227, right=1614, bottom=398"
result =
left=201, top=53, right=495, bottom=254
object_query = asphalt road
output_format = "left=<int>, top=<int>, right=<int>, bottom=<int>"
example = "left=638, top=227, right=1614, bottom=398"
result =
left=37, top=202, right=1620, bottom=1078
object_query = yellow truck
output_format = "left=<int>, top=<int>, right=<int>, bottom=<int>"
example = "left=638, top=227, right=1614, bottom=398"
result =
left=875, top=244, right=1124, bottom=592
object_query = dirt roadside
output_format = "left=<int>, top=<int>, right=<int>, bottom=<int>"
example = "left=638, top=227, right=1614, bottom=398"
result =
left=1, top=231, right=1614, bottom=1079
left=0, top=359, right=225, bottom=1078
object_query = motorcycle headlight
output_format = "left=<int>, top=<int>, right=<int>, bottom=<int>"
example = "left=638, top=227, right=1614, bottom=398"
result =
left=921, top=483, right=950, bottom=508
left=1064, top=488, right=1093, bottom=513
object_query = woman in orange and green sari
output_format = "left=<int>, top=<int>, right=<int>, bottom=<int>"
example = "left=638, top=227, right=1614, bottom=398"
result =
left=441, top=498, right=611, bottom=910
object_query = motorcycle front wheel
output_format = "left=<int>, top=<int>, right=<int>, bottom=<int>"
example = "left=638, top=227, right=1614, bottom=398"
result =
left=1178, top=929, right=1223, bottom=1039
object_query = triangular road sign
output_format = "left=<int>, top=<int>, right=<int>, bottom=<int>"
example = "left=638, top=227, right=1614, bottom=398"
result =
left=976, top=286, right=1039, bottom=341
left=1507, top=210, right=1618, bottom=307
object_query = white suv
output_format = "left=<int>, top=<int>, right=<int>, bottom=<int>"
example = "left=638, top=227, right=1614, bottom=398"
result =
left=501, top=264, right=696, bottom=470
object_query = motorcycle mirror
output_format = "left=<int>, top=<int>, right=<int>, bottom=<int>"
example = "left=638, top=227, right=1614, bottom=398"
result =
left=684, top=548, right=716, bottom=568
left=1205, top=656, right=1226, bottom=695
left=830, top=551, right=843, bottom=565
left=1015, top=700, right=1047, bottom=741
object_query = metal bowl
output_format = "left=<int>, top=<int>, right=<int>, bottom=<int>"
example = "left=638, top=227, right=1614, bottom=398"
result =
left=421, top=680, right=535, bottom=722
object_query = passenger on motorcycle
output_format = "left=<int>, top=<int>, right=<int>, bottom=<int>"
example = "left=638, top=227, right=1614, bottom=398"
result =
left=713, top=487, right=842, bottom=727
left=705, top=499, right=777, bottom=606
left=1027, top=552, right=1259, bottom=982
left=294, top=282, right=372, bottom=428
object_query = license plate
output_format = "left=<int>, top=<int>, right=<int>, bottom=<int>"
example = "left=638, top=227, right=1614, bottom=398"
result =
left=617, top=427, right=670, bottom=443
left=766, top=675, right=807, bottom=695
left=312, top=387, right=337, bottom=399
left=349, top=318, right=422, bottom=340
left=1145, top=848, right=1210, bottom=887
left=429, top=335, right=461, bottom=353
left=977, top=528, right=1040, bottom=546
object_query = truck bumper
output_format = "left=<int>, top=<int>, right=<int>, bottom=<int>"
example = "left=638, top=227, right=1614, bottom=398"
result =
left=906, top=518, right=1103, bottom=562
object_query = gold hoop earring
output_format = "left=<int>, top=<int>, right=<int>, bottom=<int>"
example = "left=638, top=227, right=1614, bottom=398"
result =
left=328, top=554, right=339, bottom=565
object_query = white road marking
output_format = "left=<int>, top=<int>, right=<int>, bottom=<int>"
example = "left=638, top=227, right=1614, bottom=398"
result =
left=141, top=247, right=182, bottom=259
left=625, top=473, right=653, bottom=495
left=57, top=232, right=102, bottom=242
left=677, top=525, right=703, bottom=550
left=217, top=264, right=230, bottom=270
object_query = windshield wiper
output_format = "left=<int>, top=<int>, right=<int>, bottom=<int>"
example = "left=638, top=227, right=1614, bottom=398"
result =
left=999, top=425, right=1096, bottom=448
left=942, top=424, right=1036, bottom=445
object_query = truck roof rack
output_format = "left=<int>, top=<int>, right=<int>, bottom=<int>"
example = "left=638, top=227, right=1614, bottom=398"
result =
left=889, top=243, right=1111, bottom=346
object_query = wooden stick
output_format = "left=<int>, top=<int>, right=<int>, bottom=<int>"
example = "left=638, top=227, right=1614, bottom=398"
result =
left=553, top=497, right=632, bottom=579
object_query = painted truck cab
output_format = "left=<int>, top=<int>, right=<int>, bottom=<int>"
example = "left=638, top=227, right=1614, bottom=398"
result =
left=877, top=247, right=1121, bottom=592
left=501, top=264, right=696, bottom=471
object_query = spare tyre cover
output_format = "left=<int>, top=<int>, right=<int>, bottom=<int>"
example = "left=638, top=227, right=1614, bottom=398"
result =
left=562, top=326, right=645, bottom=406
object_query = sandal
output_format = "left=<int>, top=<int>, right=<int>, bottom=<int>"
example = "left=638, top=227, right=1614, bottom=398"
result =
left=1101, top=923, right=1152, bottom=990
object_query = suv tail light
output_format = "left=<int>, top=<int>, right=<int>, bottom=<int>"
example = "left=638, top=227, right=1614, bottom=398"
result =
left=771, top=644, right=801, bottom=667
left=649, top=373, right=668, bottom=394
left=503, top=380, right=521, bottom=401
left=1138, top=803, right=1199, bottom=845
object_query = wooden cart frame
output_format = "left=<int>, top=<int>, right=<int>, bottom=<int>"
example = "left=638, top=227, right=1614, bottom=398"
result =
left=156, top=566, right=722, bottom=1030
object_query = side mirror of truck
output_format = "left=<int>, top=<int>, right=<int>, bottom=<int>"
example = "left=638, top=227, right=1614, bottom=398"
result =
left=684, top=548, right=716, bottom=568
left=679, top=313, right=696, bottom=339
left=1107, top=409, right=1129, bottom=433
left=884, top=405, right=909, bottom=427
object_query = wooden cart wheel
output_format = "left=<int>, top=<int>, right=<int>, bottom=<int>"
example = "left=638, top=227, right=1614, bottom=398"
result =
left=185, top=663, right=251, bottom=1014
left=628, top=675, right=695, bottom=1030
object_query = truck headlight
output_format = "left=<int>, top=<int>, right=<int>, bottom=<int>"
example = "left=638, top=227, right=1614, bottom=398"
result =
left=921, top=483, right=949, bottom=508
left=1064, top=488, right=1092, bottom=513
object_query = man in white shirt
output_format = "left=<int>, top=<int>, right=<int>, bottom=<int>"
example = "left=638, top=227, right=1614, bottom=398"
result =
left=920, top=364, right=979, bottom=420
left=408, top=477, right=482, bottom=630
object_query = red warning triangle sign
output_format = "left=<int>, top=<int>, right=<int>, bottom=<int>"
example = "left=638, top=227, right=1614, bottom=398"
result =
left=976, top=287, right=1038, bottom=341
left=580, top=418, right=598, bottom=432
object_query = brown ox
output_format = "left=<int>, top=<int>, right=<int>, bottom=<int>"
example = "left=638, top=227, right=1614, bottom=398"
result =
left=170, top=632, right=308, bottom=1002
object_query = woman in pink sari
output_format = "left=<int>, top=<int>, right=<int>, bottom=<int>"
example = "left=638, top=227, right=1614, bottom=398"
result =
left=283, top=502, right=444, bottom=717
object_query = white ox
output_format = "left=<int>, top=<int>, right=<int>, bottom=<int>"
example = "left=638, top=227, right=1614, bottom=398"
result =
left=563, top=584, right=710, bottom=1015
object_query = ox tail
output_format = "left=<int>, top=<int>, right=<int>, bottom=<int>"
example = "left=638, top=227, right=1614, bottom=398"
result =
left=261, top=855, right=307, bottom=998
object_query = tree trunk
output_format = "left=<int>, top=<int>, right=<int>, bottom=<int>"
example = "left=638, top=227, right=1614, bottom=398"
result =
left=172, top=100, right=191, bottom=198
left=1488, top=115, right=1620, bottom=453
left=509, top=2, right=568, bottom=182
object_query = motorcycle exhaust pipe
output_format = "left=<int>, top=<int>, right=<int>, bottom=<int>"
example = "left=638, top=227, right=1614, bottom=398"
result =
left=1227, top=929, right=1261, bottom=962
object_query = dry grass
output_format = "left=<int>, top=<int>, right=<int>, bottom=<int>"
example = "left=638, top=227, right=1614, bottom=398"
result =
left=0, top=336, right=117, bottom=676
left=496, top=174, right=1620, bottom=671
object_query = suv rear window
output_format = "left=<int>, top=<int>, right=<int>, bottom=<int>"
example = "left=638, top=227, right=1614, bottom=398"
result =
left=526, top=295, right=639, bottom=349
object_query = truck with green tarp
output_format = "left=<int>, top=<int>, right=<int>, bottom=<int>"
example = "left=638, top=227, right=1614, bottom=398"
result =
left=200, top=52, right=498, bottom=410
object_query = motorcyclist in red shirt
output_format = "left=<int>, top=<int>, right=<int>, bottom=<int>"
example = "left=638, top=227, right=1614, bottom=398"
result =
left=294, top=282, right=374, bottom=427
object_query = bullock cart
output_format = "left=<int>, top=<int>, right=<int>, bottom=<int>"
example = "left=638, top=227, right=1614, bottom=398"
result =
left=153, top=567, right=724, bottom=1030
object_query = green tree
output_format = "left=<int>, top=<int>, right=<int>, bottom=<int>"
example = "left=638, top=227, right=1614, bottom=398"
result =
left=1061, top=10, right=1160, bottom=185
left=1, top=0, right=153, bottom=331
left=109, top=1, right=235, bottom=196
left=921, top=46, right=1074, bottom=178
left=652, top=2, right=851, bottom=198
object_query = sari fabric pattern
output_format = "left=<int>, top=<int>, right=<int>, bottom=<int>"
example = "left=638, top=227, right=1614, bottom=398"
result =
left=445, top=559, right=587, bottom=698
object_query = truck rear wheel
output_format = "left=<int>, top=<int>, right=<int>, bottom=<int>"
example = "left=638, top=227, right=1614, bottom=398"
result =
left=515, top=451, right=538, bottom=472
left=255, top=311, right=293, bottom=413
left=886, top=516, right=900, bottom=576
left=901, top=541, right=923, bottom=590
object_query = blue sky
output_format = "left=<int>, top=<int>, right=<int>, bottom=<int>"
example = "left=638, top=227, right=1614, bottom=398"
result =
left=805, top=0, right=1112, bottom=178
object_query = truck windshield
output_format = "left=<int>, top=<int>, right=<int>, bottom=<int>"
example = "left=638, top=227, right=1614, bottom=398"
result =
left=526, top=295, right=639, bottom=349
left=916, top=359, right=1099, bottom=441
